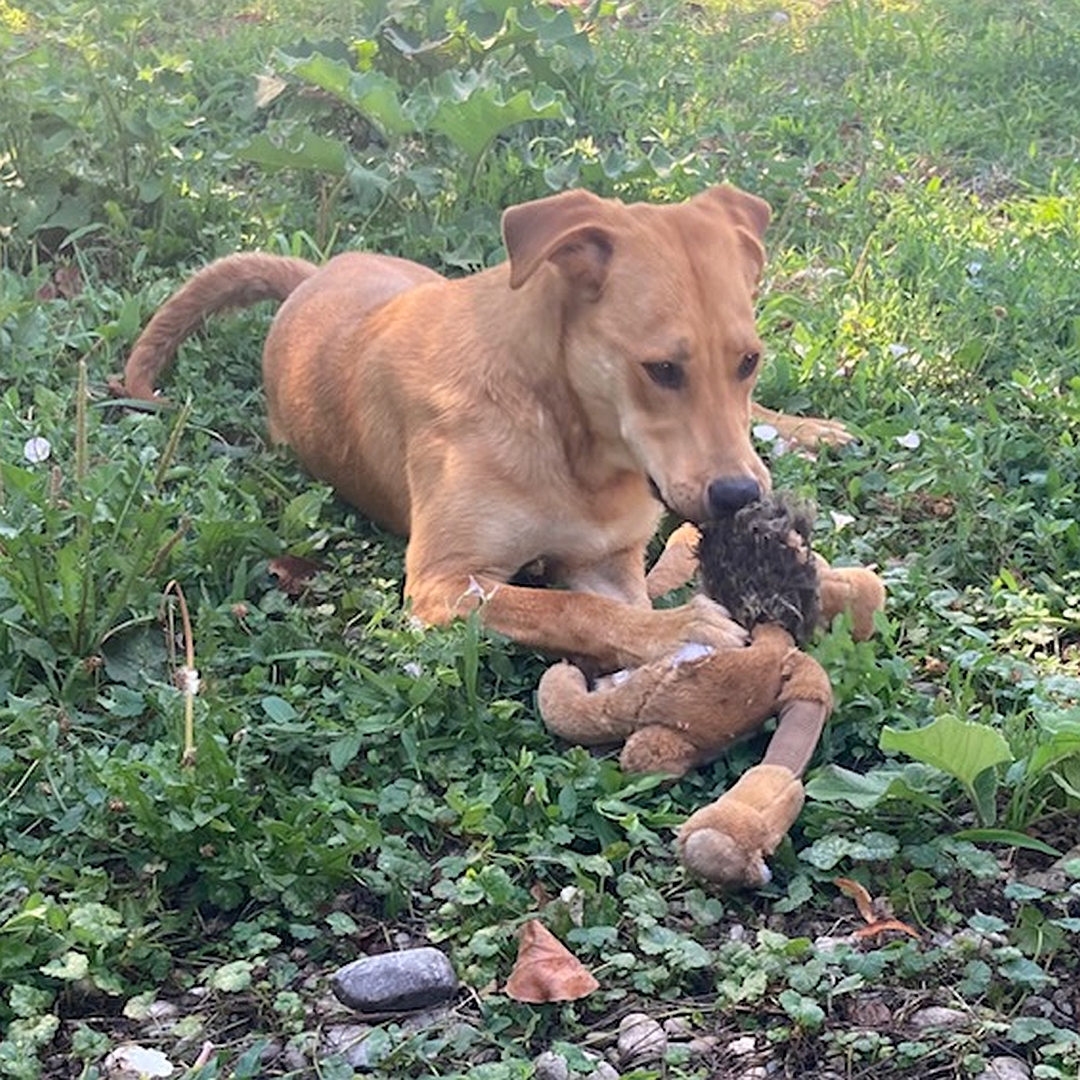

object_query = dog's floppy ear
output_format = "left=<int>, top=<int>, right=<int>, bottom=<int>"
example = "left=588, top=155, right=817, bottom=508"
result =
left=502, top=190, right=615, bottom=296
left=694, top=185, right=771, bottom=281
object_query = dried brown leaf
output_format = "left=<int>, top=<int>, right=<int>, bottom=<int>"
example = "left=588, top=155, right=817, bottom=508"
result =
left=267, top=554, right=325, bottom=597
left=835, top=876, right=876, bottom=924
left=853, top=918, right=922, bottom=942
left=504, top=920, right=598, bottom=1003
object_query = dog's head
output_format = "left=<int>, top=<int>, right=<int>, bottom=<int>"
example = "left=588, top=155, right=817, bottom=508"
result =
left=503, top=184, right=772, bottom=524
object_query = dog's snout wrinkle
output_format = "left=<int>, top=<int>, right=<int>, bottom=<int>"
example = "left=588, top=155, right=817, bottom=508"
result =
left=707, top=476, right=761, bottom=517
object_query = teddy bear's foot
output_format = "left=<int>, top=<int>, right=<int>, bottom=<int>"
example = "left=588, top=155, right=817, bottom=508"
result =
left=676, top=764, right=805, bottom=888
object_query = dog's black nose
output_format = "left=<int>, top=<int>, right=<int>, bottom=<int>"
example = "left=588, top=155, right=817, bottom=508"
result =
left=707, top=476, right=761, bottom=517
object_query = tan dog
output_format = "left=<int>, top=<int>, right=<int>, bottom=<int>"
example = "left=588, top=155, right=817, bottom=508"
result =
left=119, top=185, right=842, bottom=671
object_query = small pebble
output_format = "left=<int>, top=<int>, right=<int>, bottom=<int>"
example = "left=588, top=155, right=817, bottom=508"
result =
left=909, top=1005, right=969, bottom=1032
left=585, top=1062, right=620, bottom=1080
left=617, top=1012, right=667, bottom=1064
left=977, top=1057, right=1031, bottom=1080
left=688, top=1035, right=720, bottom=1056
left=322, top=1024, right=373, bottom=1069
left=662, top=1016, right=693, bottom=1038
left=534, top=1050, right=570, bottom=1080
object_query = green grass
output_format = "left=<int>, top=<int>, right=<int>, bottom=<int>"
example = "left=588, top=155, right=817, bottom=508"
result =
left=2, top=0, right=1079, bottom=1077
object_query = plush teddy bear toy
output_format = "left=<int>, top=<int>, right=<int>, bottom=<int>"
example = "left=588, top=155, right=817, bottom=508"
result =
left=537, top=494, right=885, bottom=889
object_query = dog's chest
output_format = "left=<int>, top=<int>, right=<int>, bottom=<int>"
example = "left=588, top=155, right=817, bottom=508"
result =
left=520, top=486, right=661, bottom=570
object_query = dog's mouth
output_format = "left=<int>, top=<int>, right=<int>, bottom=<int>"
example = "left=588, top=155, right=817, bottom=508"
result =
left=647, top=475, right=692, bottom=522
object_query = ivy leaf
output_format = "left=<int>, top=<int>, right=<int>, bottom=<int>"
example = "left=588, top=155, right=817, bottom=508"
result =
left=778, top=988, right=825, bottom=1030
left=40, top=950, right=89, bottom=981
left=209, top=959, right=254, bottom=993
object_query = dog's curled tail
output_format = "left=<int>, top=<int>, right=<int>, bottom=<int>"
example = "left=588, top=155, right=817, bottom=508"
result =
left=116, top=252, right=319, bottom=400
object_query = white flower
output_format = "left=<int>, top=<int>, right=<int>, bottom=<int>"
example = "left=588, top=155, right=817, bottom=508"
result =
left=23, top=436, right=51, bottom=463
left=752, top=423, right=779, bottom=443
left=896, top=430, right=922, bottom=450
left=176, top=667, right=201, bottom=696
left=830, top=511, right=856, bottom=532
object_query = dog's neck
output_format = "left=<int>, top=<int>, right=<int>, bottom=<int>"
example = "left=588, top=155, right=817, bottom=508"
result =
left=480, top=264, right=644, bottom=493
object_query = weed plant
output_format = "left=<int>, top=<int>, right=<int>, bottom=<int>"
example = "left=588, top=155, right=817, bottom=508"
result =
left=1, top=0, right=1079, bottom=1077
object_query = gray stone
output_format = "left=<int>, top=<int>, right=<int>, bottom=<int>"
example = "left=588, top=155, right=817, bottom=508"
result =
left=909, top=1006, right=970, bottom=1032
left=662, top=1016, right=693, bottom=1039
left=617, top=1012, right=667, bottom=1064
left=976, top=1057, right=1031, bottom=1080
left=737, top=1068, right=768, bottom=1080
left=331, top=947, right=458, bottom=1013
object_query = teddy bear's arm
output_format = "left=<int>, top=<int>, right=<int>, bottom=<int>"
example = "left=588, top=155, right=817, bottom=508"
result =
left=814, top=557, right=886, bottom=641
left=646, top=523, right=701, bottom=600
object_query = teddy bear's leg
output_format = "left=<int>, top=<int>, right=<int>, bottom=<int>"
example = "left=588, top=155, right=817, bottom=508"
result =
left=764, top=649, right=834, bottom=775
left=646, top=523, right=702, bottom=600
left=675, top=666, right=831, bottom=890
left=620, top=725, right=702, bottom=777
left=676, top=763, right=807, bottom=888
left=537, top=661, right=648, bottom=746
left=815, top=559, right=885, bottom=641
left=762, top=700, right=830, bottom=776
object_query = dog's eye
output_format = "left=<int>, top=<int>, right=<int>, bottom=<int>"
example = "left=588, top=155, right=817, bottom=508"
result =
left=737, top=351, right=760, bottom=380
left=643, top=361, right=685, bottom=390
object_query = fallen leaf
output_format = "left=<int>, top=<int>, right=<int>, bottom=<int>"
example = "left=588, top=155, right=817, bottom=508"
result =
left=267, top=554, right=325, bottom=596
left=836, top=877, right=922, bottom=941
left=504, top=919, right=598, bottom=1003
left=835, top=877, right=876, bottom=924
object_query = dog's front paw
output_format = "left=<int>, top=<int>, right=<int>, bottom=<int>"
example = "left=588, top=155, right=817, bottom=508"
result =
left=772, top=414, right=854, bottom=448
left=672, top=594, right=749, bottom=652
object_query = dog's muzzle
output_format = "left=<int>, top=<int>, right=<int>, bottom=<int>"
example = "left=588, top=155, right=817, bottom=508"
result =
left=707, top=476, right=762, bottom=518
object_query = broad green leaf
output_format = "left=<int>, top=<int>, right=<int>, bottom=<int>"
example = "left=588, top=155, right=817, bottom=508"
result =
left=209, top=959, right=254, bottom=992
left=971, top=764, right=999, bottom=826
left=277, top=52, right=412, bottom=136
left=880, top=714, right=1012, bottom=790
left=261, top=695, right=298, bottom=723
left=806, top=763, right=945, bottom=811
left=800, top=834, right=854, bottom=870
left=329, top=732, right=362, bottom=772
left=778, top=988, right=825, bottom=1030
left=1026, top=732, right=1080, bottom=781
left=239, top=128, right=348, bottom=175
left=953, top=828, right=1062, bottom=857
left=427, top=74, right=568, bottom=165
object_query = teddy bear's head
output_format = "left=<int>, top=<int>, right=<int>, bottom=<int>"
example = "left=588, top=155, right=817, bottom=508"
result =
left=696, top=492, right=820, bottom=646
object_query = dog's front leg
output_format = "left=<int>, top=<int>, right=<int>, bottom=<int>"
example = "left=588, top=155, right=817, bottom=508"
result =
left=407, top=572, right=745, bottom=672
